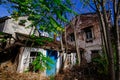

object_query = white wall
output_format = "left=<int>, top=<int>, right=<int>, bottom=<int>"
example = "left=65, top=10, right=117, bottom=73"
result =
left=2, top=17, right=39, bottom=38
left=17, top=47, right=46, bottom=73
left=56, top=52, right=61, bottom=73
left=17, top=47, right=62, bottom=76
left=71, top=53, right=76, bottom=66
left=84, top=50, right=92, bottom=63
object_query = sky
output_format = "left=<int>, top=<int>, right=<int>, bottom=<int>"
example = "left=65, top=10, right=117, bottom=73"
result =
left=0, top=4, right=11, bottom=17
left=0, top=0, right=94, bottom=18
left=72, top=0, right=94, bottom=14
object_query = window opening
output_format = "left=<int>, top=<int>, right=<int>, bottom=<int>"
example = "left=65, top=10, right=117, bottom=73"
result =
left=84, top=27, right=93, bottom=42
left=69, top=33, right=75, bottom=42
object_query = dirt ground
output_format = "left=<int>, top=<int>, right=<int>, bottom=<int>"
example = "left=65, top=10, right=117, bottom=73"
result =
left=0, top=63, right=108, bottom=80
left=0, top=68, right=48, bottom=80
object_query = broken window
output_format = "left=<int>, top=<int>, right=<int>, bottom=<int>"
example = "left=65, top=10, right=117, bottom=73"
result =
left=29, top=52, right=38, bottom=72
left=84, top=27, right=93, bottom=42
left=19, top=20, right=26, bottom=26
left=69, top=33, right=75, bottom=42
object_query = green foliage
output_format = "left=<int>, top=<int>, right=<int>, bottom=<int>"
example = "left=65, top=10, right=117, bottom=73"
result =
left=31, top=52, right=54, bottom=72
left=112, top=44, right=117, bottom=70
left=91, top=45, right=118, bottom=77
left=5, top=0, right=76, bottom=73
left=0, top=32, right=7, bottom=42
left=91, top=46, right=108, bottom=75
left=0, top=32, right=4, bottom=35
left=9, top=0, right=76, bottom=34
left=19, top=20, right=26, bottom=25
left=30, top=34, right=53, bottom=45
left=49, top=75, right=55, bottom=80
left=24, top=69, right=29, bottom=73
left=75, top=57, right=79, bottom=65
left=0, top=38, right=7, bottom=43
left=92, top=53, right=108, bottom=75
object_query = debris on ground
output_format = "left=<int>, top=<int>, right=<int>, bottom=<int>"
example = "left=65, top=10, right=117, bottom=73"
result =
left=0, top=68, right=48, bottom=80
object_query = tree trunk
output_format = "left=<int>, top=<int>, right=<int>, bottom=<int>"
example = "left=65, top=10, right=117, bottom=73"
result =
left=55, top=28, right=70, bottom=73
left=102, top=5, right=115, bottom=80
left=93, top=0, right=115, bottom=80
left=59, top=31, right=67, bottom=73
left=97, top=11, right=109, bottom=64
left=73, top=25, right=81, bottom=65
left=72, top=17, right=81, bottom=65
left=113, top=0, right=120, bottom=80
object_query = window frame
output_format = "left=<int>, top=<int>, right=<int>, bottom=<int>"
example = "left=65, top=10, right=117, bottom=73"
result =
left=28, top=52, right=39, bottom=72
left=84, top=27, right=93, bottom=42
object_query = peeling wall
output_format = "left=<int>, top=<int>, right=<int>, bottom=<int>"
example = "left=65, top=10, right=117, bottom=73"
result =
left=2, top=17, right=39, bottom=38
left=17, top=47, right=46, bottom=73
left=17, top=47, right=62, bottom=76
left=65, top=14, right=102, bottom=63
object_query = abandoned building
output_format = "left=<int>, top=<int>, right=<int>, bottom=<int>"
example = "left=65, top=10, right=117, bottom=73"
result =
left=64, top=13, right=102, bottom=63
left=0, top=12, right=108, bottom=76
left=0, top=16, right=77, bottom=76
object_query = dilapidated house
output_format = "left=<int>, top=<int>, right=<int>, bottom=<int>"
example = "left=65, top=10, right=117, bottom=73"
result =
left=0, top=16, right=71, bottom=76
left=0, top=12, right=104, bottom=76
left=64, top=13, right=102, bottom=63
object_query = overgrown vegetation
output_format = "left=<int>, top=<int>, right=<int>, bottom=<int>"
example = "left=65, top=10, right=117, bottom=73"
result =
left=30, top=34, right=53, bottom=46
left=0, top=0, right=120, bottom=80
left=92, top=53, right=108, bottom=76
left=31, top=52, right=54, bottom=72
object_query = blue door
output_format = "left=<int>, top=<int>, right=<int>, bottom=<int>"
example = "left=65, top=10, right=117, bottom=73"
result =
left=46, top=50, right=58, bottom=76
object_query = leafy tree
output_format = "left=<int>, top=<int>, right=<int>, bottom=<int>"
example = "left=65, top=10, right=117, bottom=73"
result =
left=9, top=0, right=75, bottom=34
left=5, top=0, right=76, bottom=72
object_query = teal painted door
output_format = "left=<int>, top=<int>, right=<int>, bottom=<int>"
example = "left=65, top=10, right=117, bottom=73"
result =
left=46, top=50, right=58, bottom=76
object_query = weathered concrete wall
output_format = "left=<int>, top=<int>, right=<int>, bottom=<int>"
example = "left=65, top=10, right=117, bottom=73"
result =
left=17, top=47, right=46, bottom=73
left=2, top=17, right=38, bottom=38
left=65, top=14, right=102, bottom=63
left=64, top=53, right=76, bottom=69
left=17, top=47, right=62, bottom=76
